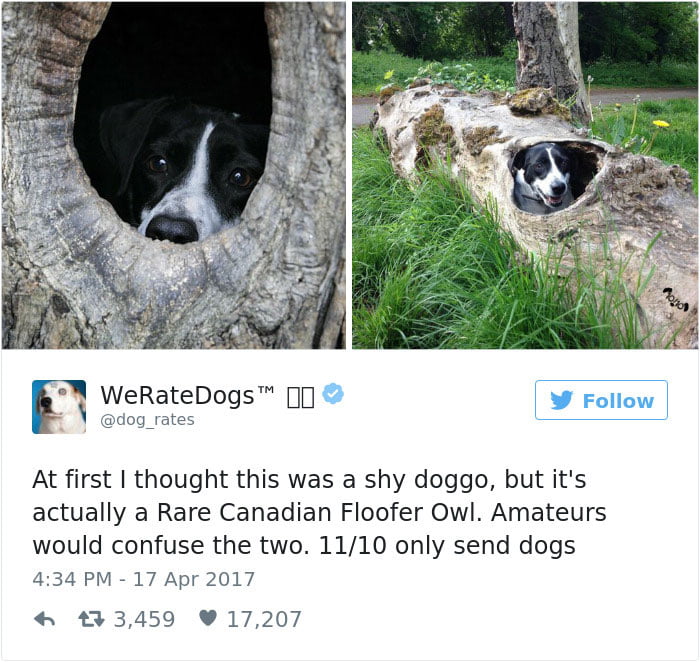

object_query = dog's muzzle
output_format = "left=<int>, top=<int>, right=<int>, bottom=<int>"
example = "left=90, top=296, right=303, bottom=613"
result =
left=540, top=182, right=567, bottom=207
left=40, top=396, right=60, bottom=415
left=544, top=183, right=566, bottom=207
left=145, top=216, right=199, bottom=244
left=544, top=194, right=563, bottom=207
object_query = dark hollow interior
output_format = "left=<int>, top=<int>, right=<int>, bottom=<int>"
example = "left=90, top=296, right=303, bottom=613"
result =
left=74, top=2, right=272, bottom=199
left=558, top=142, right=603, bottom=199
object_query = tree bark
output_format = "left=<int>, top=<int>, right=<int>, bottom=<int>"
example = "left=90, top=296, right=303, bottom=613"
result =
left=514, top=2, right=591, bottom=125
left=2, top=2, right=345, bottom=349
left=374, top=85, right=698, bottom=349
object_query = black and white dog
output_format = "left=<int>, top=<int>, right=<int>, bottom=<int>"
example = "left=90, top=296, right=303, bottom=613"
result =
left=99, top=98, right=269, bottom=243
left=511, top=142, right=575, bottom=215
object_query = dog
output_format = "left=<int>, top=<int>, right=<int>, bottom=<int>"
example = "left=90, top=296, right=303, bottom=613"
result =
left=511, top=142, right=575, bottom=215
left=36, top=382, right=86, bottom=434
left=99, top=98, right=269, bottom=244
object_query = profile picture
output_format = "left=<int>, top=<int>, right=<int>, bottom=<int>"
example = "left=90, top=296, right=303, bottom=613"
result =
left=32, top=380, right=87, bottom=434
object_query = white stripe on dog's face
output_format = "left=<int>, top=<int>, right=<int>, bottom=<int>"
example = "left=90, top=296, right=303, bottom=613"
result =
left=138, top=122, right=225, bottom=240
left=534, top=147, right=570, bottom=199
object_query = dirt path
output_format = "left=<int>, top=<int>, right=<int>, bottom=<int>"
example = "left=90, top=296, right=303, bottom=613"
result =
left=352, top=87, right=697, bottom=127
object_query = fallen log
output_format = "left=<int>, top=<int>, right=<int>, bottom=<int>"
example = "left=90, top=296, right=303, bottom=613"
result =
left=373, top=85, right=698, bottom=348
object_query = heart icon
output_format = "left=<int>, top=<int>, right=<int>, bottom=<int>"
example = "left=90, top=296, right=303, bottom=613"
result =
left=199, top=609, right=217, bottom=626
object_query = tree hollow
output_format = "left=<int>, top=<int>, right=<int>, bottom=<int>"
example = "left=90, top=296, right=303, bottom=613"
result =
left=2, top=2, right=346, bottom=349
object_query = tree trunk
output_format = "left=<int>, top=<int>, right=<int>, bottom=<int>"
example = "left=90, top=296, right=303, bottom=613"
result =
left=2, top=2, right=345, bottom=349
left=514, top=2, right=591, bottom=125
left=373, top=85, right=698, bottom=349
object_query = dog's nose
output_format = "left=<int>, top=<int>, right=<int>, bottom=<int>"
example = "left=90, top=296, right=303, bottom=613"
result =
left=551, top=182, right=566, bottom=196
left=145, top=216, right=199, bottom=244
left=40, top=397, right=52, bottom=408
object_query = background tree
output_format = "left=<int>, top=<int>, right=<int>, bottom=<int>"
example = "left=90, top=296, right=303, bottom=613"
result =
left=352, top=4, right=388, bottom=52
left=514, top=2, right=591, bottom=125
left=456, top=3, right=512, bottom=56
left=383, top=4, right=458, bottom=59
left=578, top=2, right=698, bottom=64
left=352, top=3, right=697, bottom=68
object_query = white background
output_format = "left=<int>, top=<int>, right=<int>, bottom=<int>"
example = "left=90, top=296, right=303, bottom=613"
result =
left=1, top=349, right=698, bottom=661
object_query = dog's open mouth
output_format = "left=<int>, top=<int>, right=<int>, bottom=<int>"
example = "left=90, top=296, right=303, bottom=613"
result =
left=544, top=194, right=563, bottom=207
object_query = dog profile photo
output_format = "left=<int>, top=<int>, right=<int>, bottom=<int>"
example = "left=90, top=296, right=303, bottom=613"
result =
left=32, top=381, right=87, bottom=434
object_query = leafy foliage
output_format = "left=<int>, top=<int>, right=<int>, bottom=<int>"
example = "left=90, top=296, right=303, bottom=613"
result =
left=352, top=2, right=698, bottom=65
left=579, top=2, right=698, bottom=64
left=352, top=51, right=517, bottom=96
left=405, top=62, right=513, bottom=93
left=352, top=50, right=696, bottom=97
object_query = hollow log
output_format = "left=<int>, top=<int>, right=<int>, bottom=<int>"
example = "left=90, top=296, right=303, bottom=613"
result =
left=2, top=2, right=345, bottom=348
left=373, top=85, right=698, bottom=348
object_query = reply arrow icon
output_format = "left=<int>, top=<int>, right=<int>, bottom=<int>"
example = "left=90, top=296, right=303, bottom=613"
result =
left=34, top=611, right=55, bottom=626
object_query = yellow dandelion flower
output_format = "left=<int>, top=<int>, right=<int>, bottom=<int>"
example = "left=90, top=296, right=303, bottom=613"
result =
left=652, top=120, right=670, bottom=128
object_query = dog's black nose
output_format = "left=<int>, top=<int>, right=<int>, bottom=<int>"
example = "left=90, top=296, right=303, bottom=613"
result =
left=40, top=397, right=52, bottom=408
left=551, top=182, right=566, bottom=196
left=145, top=216, right=199, bottom=244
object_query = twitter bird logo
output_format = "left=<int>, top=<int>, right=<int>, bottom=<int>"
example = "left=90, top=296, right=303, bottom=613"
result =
left=551, top=390, right=573, bottom=410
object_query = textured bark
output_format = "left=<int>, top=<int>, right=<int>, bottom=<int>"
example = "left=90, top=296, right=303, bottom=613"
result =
left=514, top=2, right=591, bottom=125
left=2, top=2, right=345, bottom=348
left=374, top=85, right=698, bottom=349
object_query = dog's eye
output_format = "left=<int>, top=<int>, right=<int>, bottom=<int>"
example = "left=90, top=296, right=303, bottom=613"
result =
left=58, top=388, right=66, bottom=395
left=230, top=168, right=253, bottom=188
left=534, top=163, right=545, bottom=174
left=146, top=155, right=168, bottom=173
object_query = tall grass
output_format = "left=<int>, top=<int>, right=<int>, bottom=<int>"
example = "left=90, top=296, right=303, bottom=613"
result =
left=353, top=129, right=657, bottom=349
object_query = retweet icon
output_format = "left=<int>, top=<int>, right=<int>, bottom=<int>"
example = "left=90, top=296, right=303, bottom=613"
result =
left=550, top=390, right=573, bottom=410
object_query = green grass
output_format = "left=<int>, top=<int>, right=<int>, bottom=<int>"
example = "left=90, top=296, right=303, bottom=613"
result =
left=352, top=129, right=658, bottom=349
left=352, top=50, right=516, bottom=96
left=585, top=59, right=698, bottom=88
left=591, top=98, right=698, bottom=191
left=352, top=50, right=697, bottom=96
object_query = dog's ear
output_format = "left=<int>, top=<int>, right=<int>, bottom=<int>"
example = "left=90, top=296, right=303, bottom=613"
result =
left=99, top=98, right=175, bottom=196
left=35, top=390, right=42, bottom=413
left=73, top=386, right=87, bottom=413
left=509, top=149, right=526, bottom=177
